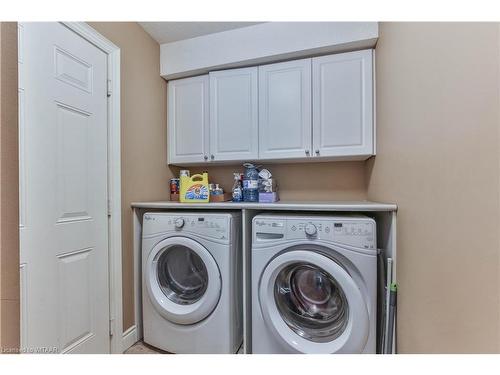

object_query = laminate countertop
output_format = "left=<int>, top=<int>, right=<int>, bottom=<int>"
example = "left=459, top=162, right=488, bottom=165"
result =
left=131, top=200, right=397, bottom=212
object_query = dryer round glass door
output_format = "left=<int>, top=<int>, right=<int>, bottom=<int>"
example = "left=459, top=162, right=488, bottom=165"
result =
left=146, top=237, right=221, bottom=325
left=157, top=245, right=208, bottom=305
left=259, top=250, right=369, bottom=353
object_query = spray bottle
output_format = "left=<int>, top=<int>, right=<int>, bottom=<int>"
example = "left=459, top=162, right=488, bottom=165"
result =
left=231, top=173, right=243, bottom=202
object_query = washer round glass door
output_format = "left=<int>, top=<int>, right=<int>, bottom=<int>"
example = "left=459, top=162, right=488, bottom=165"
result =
left=259, top=249, right=369, bottom=353
left=146, top=237, right=221, bottom=325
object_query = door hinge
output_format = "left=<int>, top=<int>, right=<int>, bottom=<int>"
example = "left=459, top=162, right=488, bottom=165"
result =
left=107, top=79, right=112, bottom=97
left=107, top=199, right=112, bottom=217
left=109, top=318, right=115, bottom=337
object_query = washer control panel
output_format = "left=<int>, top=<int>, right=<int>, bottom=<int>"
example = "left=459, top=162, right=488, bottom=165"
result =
left=253, top=215, right=376, bottom=250
left=331, top=221, right=375, bottom=249
left=143, top=213, right=230, bottom=241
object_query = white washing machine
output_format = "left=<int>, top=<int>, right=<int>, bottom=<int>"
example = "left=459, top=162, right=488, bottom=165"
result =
left=142, top=212, right=242, bottom=353
left=251, top=213, right=377, bottom=354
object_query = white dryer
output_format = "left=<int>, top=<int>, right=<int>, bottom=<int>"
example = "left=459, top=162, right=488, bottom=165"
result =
left=251, top=213, right=377, bottom=354
left=142, top=212, right=242, bottom=353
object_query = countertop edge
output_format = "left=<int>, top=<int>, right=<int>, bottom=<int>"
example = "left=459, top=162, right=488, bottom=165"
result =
left=130, top=201, right=398, bottom=212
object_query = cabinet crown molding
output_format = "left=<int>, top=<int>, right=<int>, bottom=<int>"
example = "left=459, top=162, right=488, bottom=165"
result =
left=160, top=22, right=378, bottom=80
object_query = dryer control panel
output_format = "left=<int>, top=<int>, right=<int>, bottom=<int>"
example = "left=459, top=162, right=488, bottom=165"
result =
left=143, top=212, right=234, bottom=241
left=253, top=215, right=376, bottom=250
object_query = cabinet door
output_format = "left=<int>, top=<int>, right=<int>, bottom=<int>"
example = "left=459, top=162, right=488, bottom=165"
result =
left=259, top=58, right=312, bottom=160
left=312, top=50, right=373, bottom=158
left=168, top=75, right=209, bottom=165
left=209, top=67, right=258, bottom=161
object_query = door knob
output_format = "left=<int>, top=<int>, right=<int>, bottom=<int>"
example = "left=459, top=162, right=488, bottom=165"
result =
left=210, top=154, right=215, bottom=160
left=305, top=150, right=310, bottom=156
left=204, top=155, right=208, bottom=161
left=315, top=149, right=320, bottom=155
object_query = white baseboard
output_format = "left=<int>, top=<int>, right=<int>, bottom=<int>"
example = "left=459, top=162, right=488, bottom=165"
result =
left=122, top=325, right=138, bottom=352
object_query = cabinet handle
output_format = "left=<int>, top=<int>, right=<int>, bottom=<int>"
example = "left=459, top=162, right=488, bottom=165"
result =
left=210, top=154, right=215, bottom=160
left=315, top=149, right=320, bottom=155
left=204, top=155, right=208, bottom=161
left=305, top=150, right=310, bottom=156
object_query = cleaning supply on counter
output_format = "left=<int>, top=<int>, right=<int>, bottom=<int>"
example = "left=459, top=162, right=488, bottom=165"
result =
left=258, top=192, right=279, bottom=203
left=242, top=163, right=259, bottom=202
left=169, top=178, right=180, bottom=201
left=213, top=184, right=224, bottom=195
left=258, top=168, right=279, bottom=203
left=231, top=173, right=243, bottom=202
left=258, top=169, right=277, bottom=192
left=180, top=172, right=210, bottom=203
left=208, top=181, right=232, bottom=202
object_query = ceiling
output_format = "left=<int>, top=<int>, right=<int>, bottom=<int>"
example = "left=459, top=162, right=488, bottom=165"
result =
left=139, top=22, right=264, bottom=44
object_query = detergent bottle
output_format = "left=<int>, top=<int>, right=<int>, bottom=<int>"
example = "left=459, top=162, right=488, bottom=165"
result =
left=179, top=173, right=210, bottom=203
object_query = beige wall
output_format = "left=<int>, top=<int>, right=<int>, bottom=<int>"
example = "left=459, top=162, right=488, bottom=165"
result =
left=180, top=161, right=367, bottom=201
left=88, top=22, right=174, bottom=330
left=367, top=22, right=500, bottom=353
left=0, top=22, right=20, bottom=351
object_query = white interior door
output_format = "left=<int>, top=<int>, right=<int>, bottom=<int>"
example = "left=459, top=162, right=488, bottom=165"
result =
left=19, top=22, right=110, bottom=353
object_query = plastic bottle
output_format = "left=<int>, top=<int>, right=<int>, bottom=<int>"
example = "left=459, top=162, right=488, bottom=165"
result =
left=242, top=163, right=259, bottom=202
left=215, top=184, right=224, bottom=195
left=232, top=173, right=243, bottom=202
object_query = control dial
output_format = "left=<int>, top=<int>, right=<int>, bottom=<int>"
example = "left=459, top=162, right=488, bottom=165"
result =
left=174, top=218, right=185, bottom=229
left=305, top=223, right=317, bottom=236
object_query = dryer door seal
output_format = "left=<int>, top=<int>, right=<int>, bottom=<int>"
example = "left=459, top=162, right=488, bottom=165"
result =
left=146, top=236, right=221, bottom=325
left=259, top=250, right=369, bottom=353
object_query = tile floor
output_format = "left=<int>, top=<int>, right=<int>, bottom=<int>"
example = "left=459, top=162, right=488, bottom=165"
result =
left=124, top=341, right=244, bottom=354
left=124, top=341, right=169, bottom=354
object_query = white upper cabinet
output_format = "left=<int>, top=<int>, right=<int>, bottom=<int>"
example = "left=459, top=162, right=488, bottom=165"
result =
left=258, top=59, right=312, bottom=160
left=168, top=75, right=209, bottom=164
left=166, top=49, right=375, bottom=165
left=312, top=50, right=373, bottom=158
left=209, top=67, right=258, bottom=161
